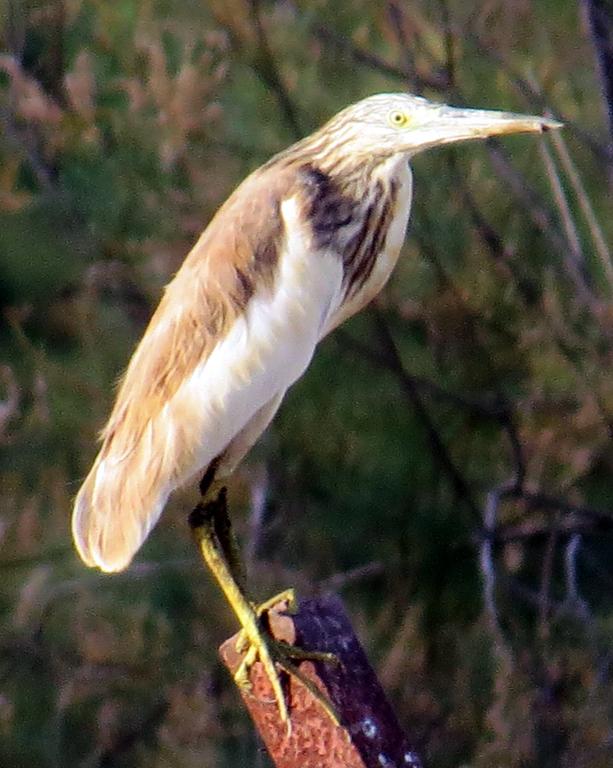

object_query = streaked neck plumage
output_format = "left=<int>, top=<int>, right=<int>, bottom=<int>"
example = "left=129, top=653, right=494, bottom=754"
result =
left=295, top=151, right=412, bottom=308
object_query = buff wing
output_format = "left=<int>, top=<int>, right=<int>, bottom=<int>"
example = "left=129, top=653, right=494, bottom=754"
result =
left=72, top=180, right=344, bottom=572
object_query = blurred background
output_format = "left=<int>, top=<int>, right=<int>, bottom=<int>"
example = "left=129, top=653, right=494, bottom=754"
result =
left=1, top=1, right=612, bottom=766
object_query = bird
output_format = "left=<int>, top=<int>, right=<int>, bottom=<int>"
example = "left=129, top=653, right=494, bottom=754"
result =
left=72, top=92, right=561, bottom=723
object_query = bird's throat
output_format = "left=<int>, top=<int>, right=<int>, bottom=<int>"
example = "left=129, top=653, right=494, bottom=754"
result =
left=299, top=155, right=411, bottom=312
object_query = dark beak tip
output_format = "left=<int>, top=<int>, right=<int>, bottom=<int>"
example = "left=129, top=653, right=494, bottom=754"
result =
left=541, top=118, right=564, bottom=133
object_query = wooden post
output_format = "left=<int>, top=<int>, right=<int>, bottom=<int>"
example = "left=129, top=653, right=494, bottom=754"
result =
left=220, top=593, right=424, bottom=768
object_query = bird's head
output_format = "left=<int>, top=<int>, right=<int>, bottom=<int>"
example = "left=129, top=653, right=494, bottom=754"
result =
left=318, top=93, right=561, bottom=161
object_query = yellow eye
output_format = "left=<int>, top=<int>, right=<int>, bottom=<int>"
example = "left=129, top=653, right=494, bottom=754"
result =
left=389, top=110, right=410, bottom=128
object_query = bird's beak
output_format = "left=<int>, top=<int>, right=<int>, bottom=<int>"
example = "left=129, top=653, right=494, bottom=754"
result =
left=411, top=104, right=562, bottom=153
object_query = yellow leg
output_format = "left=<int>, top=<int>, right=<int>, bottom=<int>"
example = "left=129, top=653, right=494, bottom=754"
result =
left=188, top=487, right=339, bottom=728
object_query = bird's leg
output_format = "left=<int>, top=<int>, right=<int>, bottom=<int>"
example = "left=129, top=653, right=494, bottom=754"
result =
left=198, top=469, right=298, bottom=625
left=208, top=485, right=248, bottom=595
left=205, top=486, right=298, bottom=621
left=189, top=489, right=290, bottom=721
left=199, top=468, right=296, bottom=623
left=189, top=483, right=339, bottom=728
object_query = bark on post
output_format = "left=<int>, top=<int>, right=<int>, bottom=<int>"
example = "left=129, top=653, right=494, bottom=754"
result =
left=220, top=593, right=424, bottom=768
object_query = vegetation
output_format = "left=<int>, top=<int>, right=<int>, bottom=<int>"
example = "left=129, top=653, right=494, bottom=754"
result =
left=1, top=1, right=611, bottom=766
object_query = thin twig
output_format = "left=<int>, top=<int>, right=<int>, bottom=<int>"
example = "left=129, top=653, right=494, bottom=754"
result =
left=580, top=0, right=613, bottom=142
left=502, top=488, right=612, bottom=527
left=372, top=312, right=483, bottom=520
left=494, top=519, right=611, bottom=545
left=335, top=324, right=526, bottom=492
left=464, top=23, right=613, bottom=166
left=538, top=140, right=586, bottom=277
left=0, top=364, right=20, bottom=442
left=480, top=486, right=515, bottom=669
left=538, top=517, right=559, bottom=641
left=385, top=0, right=416, bottom=83
left=319, top=561, right=385, bottom=593
left=437, top=0, right=457, bottom=88
left=481, top=490, right=502, bottom=630
left=248, top=0, right=302, bottom=140
left=564, top=534, right=582, bottom=603
left=473, top=484, right=612, bottom=550
left=336, top=330, right=504, bottom=416
left=487, top=142, right=599, bottom=311
left=549, top=128, right=613, bottom=289
left=311, top=24, right=448, bottom=91
left=0, top=105, right=56, bottom=191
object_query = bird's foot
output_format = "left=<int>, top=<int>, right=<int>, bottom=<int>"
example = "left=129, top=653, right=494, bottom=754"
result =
left=189, top=489, right=337, bottom=729
left=233, top=591, right=339, bottom=730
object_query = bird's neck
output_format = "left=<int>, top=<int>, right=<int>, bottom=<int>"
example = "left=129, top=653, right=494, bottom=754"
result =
left=318, top=149, right=404, bottom=197
left=297, top=152, right=409, bottom=304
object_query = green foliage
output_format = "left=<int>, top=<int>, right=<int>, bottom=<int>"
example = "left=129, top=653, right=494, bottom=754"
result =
left=1, top=1, right=612, bottom=766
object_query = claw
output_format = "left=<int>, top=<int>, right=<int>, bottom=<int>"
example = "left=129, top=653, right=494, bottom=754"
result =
left=235, top=588, right=296, bottom=654
left=234, top=643, right=258, bottom=689
left=255, top=588, right=298, bottom=616
left=190, top=489, right=337, bottom=729
left=232, top=595, right=340, bottom=729
left=232, top=608, right=291, bottom=725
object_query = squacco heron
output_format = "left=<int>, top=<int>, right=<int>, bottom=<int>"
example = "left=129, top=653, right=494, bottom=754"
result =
left=72, top=93, right=560, bottom=724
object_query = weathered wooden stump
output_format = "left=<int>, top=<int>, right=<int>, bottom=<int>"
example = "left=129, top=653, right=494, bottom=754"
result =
left=220, top=593, right=424, bottom=768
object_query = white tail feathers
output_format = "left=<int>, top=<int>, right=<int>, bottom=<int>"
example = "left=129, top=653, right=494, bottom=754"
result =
left=71, top=374, right=219, bottom=572
left=71, top=440, right=170, bottom=572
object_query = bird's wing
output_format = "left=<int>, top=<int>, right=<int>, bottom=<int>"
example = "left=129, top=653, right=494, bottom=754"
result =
left=72, top=164, right=344, bottom=572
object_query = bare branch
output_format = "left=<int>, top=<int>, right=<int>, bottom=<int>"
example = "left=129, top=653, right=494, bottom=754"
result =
left=385, top=0, right=417, bottom=83
left=0, top=365, right=20, bottom=443
left=557, top=533, right=592, bottom=624
left=464, top=23, right=613, bottom=167
left=479, top=488, right=612, bottom=548
left=538, top=518, right=559, bottom=640
left=538, top=139, right=586, bottom=279
left=493, top=519, right=612, bottom=545
left=0, top=105, right=56, bottom=191
left=580, top=0, right=613, bottom=142
left=210, top=1, right=302, bottom=140
left=311, top=24, right=448, bottom=92
left=549, top=128, right=613, bottom=290
left=487, top=142, right=602, bottom=312
left=502, top=488, right=613, bottom=527
left=372, top=312, right=483, bottom=520
left=437, top=0, right=458, bottom=88
left=336, top=330, right=501, bottom=415
left=481, top=490, right=503, bottom=631
left=319, top=561, right=385, bottom=593
left=336, top=326, right=527, bottom=491
left=480, top=486, right=515, bottom=671
left=248, top=0, right=302, bottom=140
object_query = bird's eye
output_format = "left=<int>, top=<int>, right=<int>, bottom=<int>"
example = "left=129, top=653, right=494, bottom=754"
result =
left=389, top=110, right=410, bottom=128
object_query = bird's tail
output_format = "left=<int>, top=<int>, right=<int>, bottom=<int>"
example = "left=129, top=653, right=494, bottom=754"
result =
left=71, top=420, right=175, bottom=572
